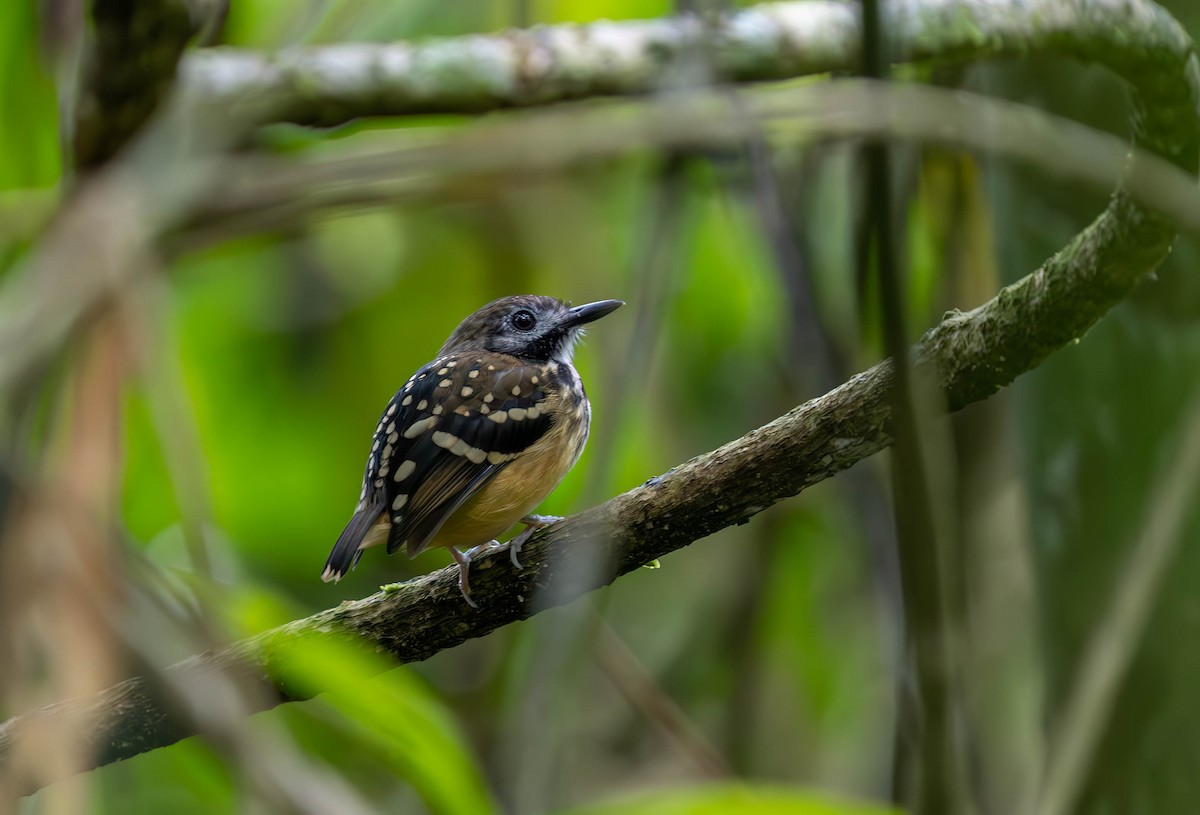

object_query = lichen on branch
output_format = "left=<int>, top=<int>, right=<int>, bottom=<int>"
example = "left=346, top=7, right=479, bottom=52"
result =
left=180, top=0, right=1199, bottom=140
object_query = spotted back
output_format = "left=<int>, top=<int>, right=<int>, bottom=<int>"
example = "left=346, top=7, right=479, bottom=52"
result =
left=359, top=351, right=557, bottom=557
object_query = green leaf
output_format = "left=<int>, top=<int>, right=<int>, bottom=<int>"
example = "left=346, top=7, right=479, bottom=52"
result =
left=556, top=784, right=900, bottom=815
left=273, top=634, right=497, bottom=815
left=0, top=2, right=60, bottom=189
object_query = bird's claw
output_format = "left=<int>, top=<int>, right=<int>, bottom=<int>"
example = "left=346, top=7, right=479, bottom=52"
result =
left=451, top=546, right=481, bottom=608
left=510, top=514, right=564, bottom=569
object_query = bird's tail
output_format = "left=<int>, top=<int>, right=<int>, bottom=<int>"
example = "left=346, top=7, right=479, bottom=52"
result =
left=322, top=499, right=385, bottom=582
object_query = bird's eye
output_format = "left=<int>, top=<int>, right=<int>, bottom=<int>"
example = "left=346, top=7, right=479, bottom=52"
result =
left=511, top=310, right=537, bottom=331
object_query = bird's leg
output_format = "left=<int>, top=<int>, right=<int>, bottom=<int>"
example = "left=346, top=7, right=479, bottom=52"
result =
left=509, top=514, right=565, bottom=569
left=448, top=546, right=479, bottom=608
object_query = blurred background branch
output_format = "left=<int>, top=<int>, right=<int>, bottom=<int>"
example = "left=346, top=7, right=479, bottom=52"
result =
left=74, top=0, right=227, bottom=168
left=172, top=81, right=1200, bottom=251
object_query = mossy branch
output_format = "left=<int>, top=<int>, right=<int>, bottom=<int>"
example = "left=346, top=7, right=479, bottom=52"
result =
left=180, top=0, right=1200, bottom=139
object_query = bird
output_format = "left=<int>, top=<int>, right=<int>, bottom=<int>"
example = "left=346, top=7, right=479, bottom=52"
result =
left=322, top=295, right=624, bottom=606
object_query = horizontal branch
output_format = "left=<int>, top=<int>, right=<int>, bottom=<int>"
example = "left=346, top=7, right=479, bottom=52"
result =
left=179, top=0, right=1198, bottom=136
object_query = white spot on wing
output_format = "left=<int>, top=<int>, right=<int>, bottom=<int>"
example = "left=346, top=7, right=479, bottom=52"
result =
left=488, top=411, right=508, bottom=424
left=460, top=386, right=474, bottom=397
left=403, top=416, right=436, bottom=438
left=392, top=494, right=408, bottom=511
left=393, top=460, right=416, bottom=481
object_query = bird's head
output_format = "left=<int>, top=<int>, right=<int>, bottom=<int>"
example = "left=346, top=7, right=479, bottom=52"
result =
left=440, top=295, right=624, bottom=363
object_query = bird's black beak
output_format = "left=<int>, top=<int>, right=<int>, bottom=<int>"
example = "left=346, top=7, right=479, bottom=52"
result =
left=564, top=299, right=624, bottom=328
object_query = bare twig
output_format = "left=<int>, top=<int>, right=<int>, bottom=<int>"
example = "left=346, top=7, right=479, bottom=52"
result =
left=859, top=2, right=967, bottom=810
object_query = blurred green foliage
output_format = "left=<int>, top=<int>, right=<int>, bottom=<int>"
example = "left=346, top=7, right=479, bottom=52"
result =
left=558, top=784, right=900, bottom=815
left=3, top=0, right=1200, bottom=813
left=0, top=4, right=59, bottom=190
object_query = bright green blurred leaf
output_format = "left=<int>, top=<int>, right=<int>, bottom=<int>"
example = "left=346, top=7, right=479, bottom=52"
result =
left=556, top=784, right=900, bottom=815
left=273, top=635, right=497, bottom=815
left=0, top=3, right=60, bottom=190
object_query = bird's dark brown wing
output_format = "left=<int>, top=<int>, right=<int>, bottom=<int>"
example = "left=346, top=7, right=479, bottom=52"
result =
left=384, top=353, right=554, bottom=557
left=324, top=351, right=556, bottom=581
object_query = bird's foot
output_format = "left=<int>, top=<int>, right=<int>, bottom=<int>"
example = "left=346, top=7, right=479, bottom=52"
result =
left=510, top=514, right=565, bottom=569
left=449, top=546, right=480, bottom=608
left=520, top=514, right=564, bottom=526
left=452, top=540, right=504, bottom=608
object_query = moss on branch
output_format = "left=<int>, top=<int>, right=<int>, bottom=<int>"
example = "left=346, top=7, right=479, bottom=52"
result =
left=182, top=0, right=1199, bottom=140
